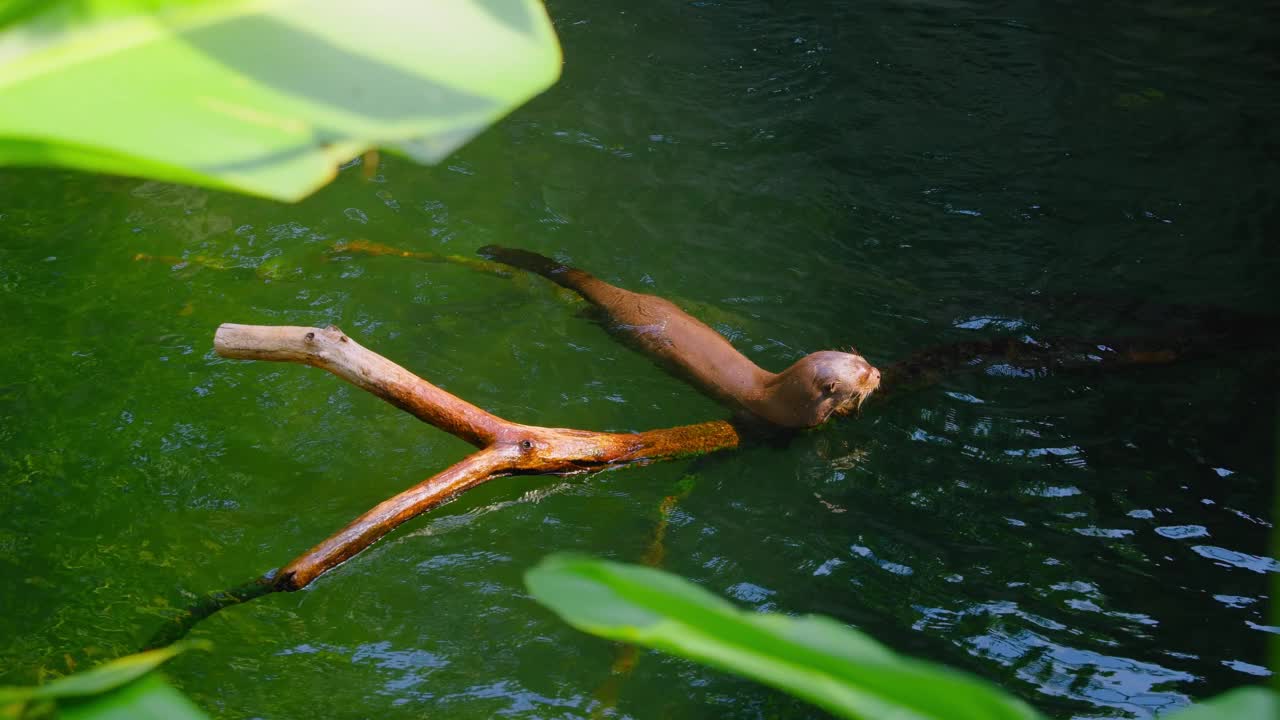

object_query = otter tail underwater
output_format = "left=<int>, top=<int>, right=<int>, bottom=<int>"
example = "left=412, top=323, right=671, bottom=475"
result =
left=477, top=245, right=626, bottom=308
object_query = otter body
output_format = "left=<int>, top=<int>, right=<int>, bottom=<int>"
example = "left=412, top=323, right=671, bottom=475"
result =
left=479, top=246, right=880, bottom=428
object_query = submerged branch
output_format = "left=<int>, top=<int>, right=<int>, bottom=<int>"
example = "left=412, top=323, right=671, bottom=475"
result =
left=145, top=576, right=274, bottom=650
left=152, top=324, right=742, bottom=646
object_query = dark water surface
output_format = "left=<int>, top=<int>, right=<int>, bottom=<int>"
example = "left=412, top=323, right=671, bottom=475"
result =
left=2, top=1, right=1278, bottom=718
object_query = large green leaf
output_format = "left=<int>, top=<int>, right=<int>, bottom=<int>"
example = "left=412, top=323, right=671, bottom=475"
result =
left=0, top=0, right=562, bottom=200
left=1165, top=687, right=1278, bottom=720
left=0, top=641, right=207, bottom=705
left=525, top=554, right=1044, bottom=720
left=58, top=674, right=209, bottom=720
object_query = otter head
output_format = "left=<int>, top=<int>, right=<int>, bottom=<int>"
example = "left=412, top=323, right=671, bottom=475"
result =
left=759, top=350, right=881, bottom=428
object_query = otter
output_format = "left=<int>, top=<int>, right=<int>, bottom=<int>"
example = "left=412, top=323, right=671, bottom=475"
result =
left=477, top=246, right=880, bottom=429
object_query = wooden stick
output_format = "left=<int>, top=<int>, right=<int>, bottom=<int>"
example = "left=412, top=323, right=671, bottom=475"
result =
left=215, top=323, right=511, bottom=448
left=213, top=323, right=741, bottom=593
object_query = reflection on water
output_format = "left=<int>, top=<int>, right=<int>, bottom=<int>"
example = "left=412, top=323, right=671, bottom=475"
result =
left=1191, top=546, right=1280, bottom=575
left=280, top=641, right=447, bottom=704
left=971, top=627, right=1193, bottom=716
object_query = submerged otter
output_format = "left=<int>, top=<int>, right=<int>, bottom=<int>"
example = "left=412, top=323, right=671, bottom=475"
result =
left=478, top=246, right=880, bottom=428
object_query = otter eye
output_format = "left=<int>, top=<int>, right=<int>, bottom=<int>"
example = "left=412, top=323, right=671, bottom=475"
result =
left=824, top=382, right=839, bottom=395
left=520, top=439, right=534, bottom=450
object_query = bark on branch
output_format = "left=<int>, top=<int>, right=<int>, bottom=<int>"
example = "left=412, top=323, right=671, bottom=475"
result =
left=214, top=323, right=508, bottom=447
left=212, top=323, right=740, bottom=592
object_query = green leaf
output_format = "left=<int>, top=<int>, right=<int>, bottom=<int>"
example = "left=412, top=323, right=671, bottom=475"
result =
left=59, top=674, right=209, bottom=720
left=525, top=554, right=1044, bottom=720
left=0, top=641, right=208, bottom=705
left=1165, top=687, right=1278, bottom=720
left=0, top=0, right=562, bottom=201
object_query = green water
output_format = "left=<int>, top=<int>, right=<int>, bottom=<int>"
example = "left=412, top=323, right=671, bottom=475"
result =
left=2, top=1, right=1278, bottom=717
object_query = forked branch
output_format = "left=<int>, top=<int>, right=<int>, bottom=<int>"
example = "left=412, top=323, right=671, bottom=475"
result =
left=149, top=324, right=740, bottom=647
left=213, top=324, right=740, bottom=591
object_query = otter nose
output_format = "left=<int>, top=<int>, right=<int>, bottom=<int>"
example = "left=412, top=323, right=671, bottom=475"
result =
left=863, top=365, right=881, bottom=387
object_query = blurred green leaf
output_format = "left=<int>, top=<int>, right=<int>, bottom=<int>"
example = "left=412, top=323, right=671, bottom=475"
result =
left=0, top=641, right=207, bottom=704
left=0, top=0, right=562, bottom=200
left=1165, top=687, right=1278, bottom=720
left=525, top=554, right=1044, bottom=720
left=59, top=674, right=209, bottom=720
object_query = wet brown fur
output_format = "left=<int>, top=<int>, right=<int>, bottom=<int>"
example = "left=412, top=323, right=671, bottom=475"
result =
left=479, top=245, right=880, bottom=428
